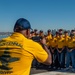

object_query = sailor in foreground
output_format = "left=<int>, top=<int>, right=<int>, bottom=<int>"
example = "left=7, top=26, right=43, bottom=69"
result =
left=0, top=18, right=52, bottom=75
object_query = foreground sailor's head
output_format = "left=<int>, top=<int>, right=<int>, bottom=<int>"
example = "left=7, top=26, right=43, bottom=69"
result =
left=13, top=18, right=32, bottom=38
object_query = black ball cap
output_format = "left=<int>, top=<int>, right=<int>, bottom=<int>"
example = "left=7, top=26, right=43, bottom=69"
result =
left=14, top=18, right=32, bottom=31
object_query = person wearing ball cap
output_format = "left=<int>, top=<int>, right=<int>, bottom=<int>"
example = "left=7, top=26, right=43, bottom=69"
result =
left=0, top=18, right=52, bottom=75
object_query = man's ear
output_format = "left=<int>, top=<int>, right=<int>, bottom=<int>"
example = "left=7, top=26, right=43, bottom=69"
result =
left=25, top=30, right=28, bottom=35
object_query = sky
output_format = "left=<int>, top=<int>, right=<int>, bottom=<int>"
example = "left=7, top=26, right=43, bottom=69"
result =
left=0, top=0, right=75, bottom=32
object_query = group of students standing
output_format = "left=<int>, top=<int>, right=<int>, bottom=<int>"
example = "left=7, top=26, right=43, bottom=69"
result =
left=30, top=29, right=75, bottom=71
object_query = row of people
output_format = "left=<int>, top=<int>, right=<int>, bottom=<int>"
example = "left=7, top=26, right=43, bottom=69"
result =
left=31, top=29, right=75, bottom=71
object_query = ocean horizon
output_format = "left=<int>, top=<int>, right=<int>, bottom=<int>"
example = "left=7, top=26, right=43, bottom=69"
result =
left=0, top=35, right=9, bottom=39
